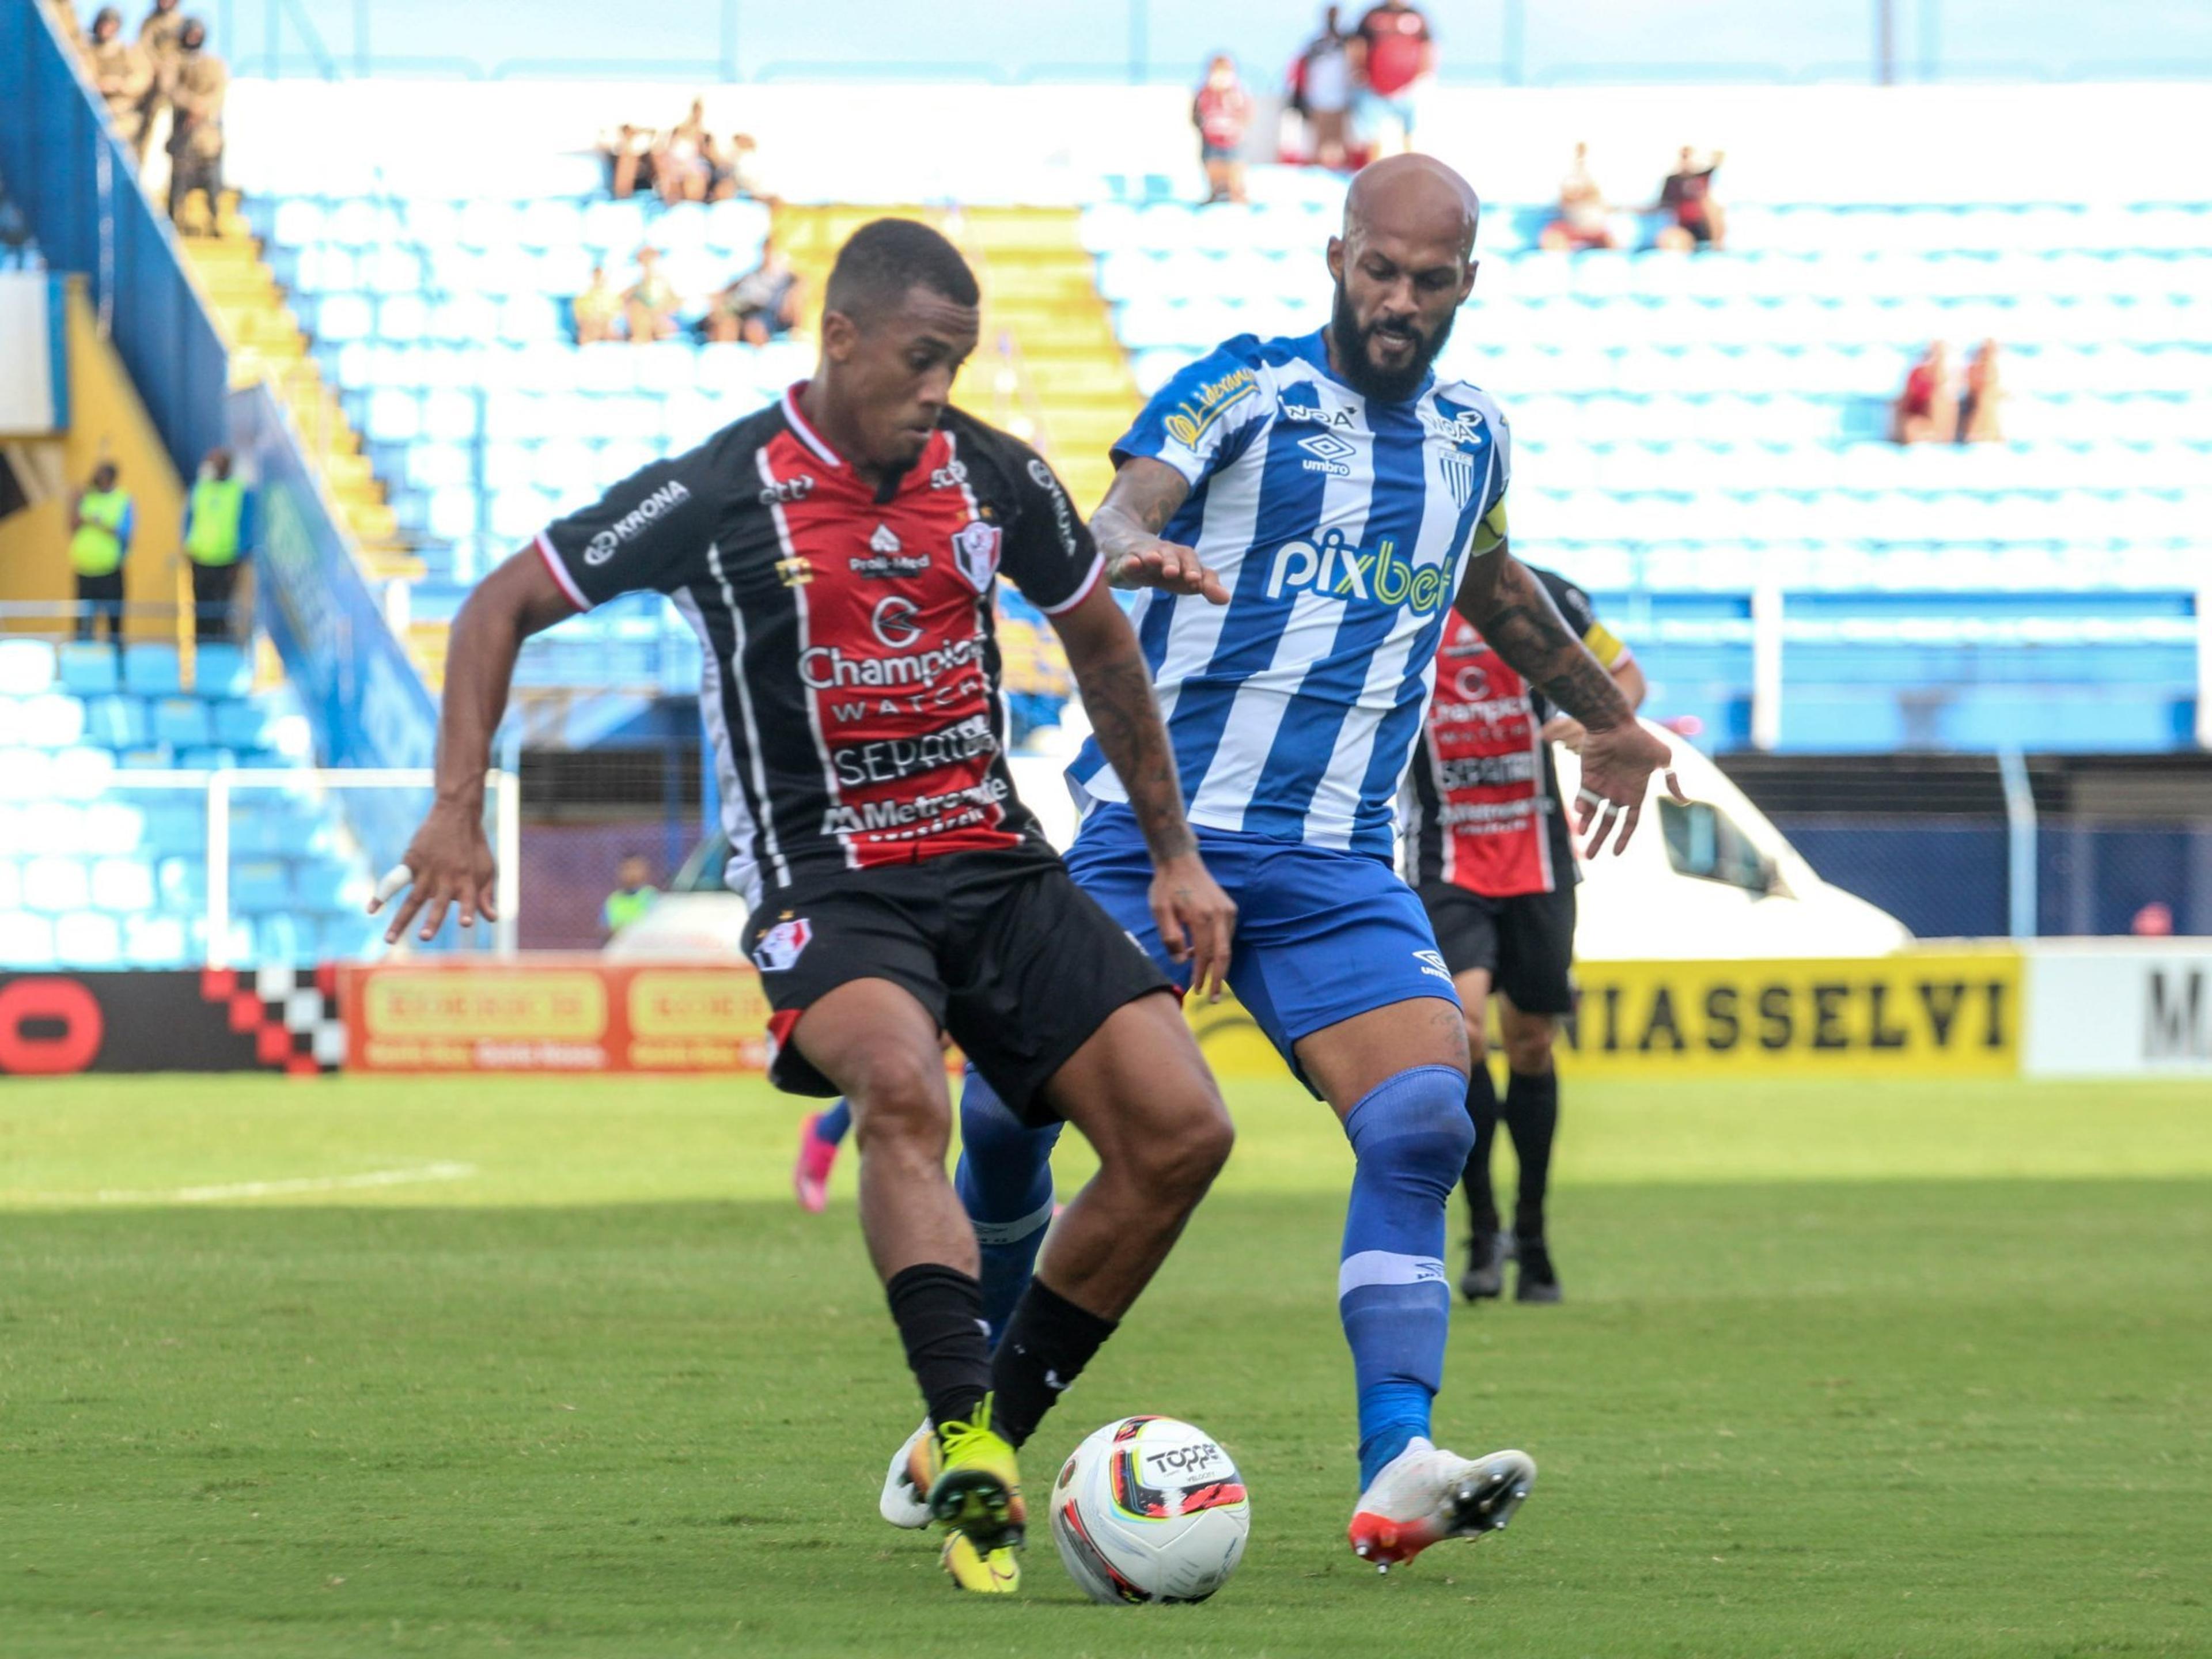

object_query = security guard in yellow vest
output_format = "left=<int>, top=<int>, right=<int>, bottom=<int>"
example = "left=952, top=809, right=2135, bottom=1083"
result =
left=603, top=855, right=660, bottom=940
left=70, top=461, right=135, bottom=646
left=184, top=447, right=250, bottom=641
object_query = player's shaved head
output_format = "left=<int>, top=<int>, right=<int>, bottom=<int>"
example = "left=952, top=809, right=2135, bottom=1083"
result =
left=1342, top=154, right=1481, bottom=261
left=1327, top=156, right=1480, bottom=402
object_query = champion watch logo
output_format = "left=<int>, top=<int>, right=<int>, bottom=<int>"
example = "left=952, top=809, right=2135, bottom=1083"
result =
left=869, top=524, right=903, bottom=554
left=1297, top=430, right=1357, bottom=478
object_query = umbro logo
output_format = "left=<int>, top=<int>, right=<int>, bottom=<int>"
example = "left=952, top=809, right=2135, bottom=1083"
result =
left=1297, top=431, right=1357, bottom=478
left=869, top=524, right=903, bottom=554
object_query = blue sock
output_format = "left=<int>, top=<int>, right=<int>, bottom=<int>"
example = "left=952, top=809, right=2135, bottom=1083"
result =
left=1339, top=1065, right=1475, bottom=1490
left=954, top=1067, right=1063, bottom=1344
left=815, top=1098, right=852, bottom=1145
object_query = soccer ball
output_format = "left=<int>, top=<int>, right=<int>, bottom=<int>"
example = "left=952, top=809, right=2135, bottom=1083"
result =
left=1049, top=1415, right=1251, bottom=1605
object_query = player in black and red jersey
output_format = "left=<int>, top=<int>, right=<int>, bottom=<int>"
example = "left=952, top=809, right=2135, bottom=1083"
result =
left=370, top=220, right=1237, bottom=1594
left=1400, top=562, right=1643, bottom=1304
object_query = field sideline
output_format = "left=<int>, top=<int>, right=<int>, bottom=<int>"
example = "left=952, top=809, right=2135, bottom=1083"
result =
left=3, top=1073, right=2207, bottom=1656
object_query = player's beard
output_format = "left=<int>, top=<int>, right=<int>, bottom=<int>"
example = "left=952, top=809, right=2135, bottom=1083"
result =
left=1329, top=276, right=1453, bottom=404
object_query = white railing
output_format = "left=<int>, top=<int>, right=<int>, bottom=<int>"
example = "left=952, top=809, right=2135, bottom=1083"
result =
left=98, top=767, right=520, bottom=968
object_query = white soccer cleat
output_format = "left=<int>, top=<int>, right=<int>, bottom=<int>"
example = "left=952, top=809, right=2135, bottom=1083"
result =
left=879, top=1419, right=934, bottom=1529
left=1346, top=1439, right=1536, bottom=1571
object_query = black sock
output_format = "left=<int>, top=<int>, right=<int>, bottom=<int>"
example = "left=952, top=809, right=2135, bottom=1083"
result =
left=884, top=1263, right=993, bottom=1432
left=989, top=1278, right=1118, bottom=1449
left=1461, top=1062, right=1501, bottom=1236
left=1503, top=1067, right=1559, bottom=1242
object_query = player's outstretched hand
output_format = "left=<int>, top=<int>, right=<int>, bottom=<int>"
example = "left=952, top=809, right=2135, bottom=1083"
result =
left=1112, top=539, right=1230, bottom=605
left=1572, top=720, right=1685, bottom=858
left=367, top=801, right=499, bottom=944
left=1150, top=850, right=1237, bottom=1005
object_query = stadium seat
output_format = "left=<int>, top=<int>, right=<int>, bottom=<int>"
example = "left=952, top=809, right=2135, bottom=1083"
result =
left=123, top=645, right=183, bottom=697
left=0, top=912, right=57, bottom=967
left=193, top=643, right=253, bottom=699
left=21, top=854, right=92, bottom=912
left=55, top=642, right=120, bottom=695
left=0, top=638, right=56, bottom=695
left=154, top=698, right=214, bottom=749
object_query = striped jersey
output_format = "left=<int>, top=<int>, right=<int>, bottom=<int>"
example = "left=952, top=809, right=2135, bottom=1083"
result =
left=1400, top=564, right=1633, bottom=897
left=536, top=387, right=1104, bottom=907
left=1068, top=329, right=1512, bottom=856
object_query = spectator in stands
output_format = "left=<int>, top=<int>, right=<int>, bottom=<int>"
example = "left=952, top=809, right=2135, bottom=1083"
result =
left=44, top=0, right=84, bottom=52
left=603, top=856, right=658, bottom=941
left=1654, top=146, right=1726, bottom=252
left=135, top=0, right=187, bottom=162
left=707, top=236, right=804, bottom=345
left=1192, top=55, right=1254, bottom=205
left=164, top=16, right=226, bottom=228
left=656, top=97, right=713, bottom=206
left=85, top=9, right=153, bottom=151
left=1290, top=6, right=1356, bottom=171
left=1891, top=341, right=1956, bottom=445
left=2131, top=902, right=2175, bottom=937
left=600, top=123, right=656, bottom=201
left=1351, top=0, right=1434, bottom=157
left=716, top=131, right=777, bottom=206
left=69, top=461, right=134, bottom=647
left=573, top=264, right=622, bottom=345
left=183, top=448, right=249, bottom=642
left=1957, top=338, right=2004, bottom=443
left=621, top=245, right=681, bottom=343
left=1540, top=142, right=1614, bottom=252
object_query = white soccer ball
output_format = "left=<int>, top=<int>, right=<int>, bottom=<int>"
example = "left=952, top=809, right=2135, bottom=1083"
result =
left=1048, top=1415, right=1251, bottom=1605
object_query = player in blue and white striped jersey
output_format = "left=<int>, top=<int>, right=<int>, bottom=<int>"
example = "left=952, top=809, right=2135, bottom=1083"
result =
left=896, top=155, right=1680, bottom=1573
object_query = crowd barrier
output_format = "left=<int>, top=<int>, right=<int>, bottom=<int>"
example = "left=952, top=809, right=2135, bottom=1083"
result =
left=9, top=944, right=2209, bottom=1080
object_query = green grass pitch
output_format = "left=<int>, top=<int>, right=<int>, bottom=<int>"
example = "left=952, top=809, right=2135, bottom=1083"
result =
left=3, top=1070, right=2207, bottom=1657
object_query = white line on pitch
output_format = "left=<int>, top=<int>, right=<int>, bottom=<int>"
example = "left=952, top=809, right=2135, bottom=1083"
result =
left=13, top=1162, right=483, bottom=1206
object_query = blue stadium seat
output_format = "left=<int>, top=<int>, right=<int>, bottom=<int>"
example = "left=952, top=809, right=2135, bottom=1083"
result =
left=0, top=857, right=17, bottom=911
left=17, top=692, right=86, bottom=749
left=157, top=855, right=207, bottom=908
left=82, top=694, right=152, bottom=748
left=55, top=641, right=120, bottom=695
left=230, top=859, right=293, bottom=912
left=194, top=643, right=253, bottom=699
left=123, top=644, right=183, bottom=696
left=154, top=697, right=214, bottom=749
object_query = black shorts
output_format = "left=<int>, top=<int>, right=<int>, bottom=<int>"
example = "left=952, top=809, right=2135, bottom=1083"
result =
left=744, top=842, right=1173, bottom=1124
left=1416, top=880, right=1578, bottom=1018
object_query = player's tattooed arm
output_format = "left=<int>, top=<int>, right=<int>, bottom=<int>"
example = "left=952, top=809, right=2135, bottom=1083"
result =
left=1454, top=548, right=1682, bottom=855
left=1050, top=581, right=1237, bottom=998
left=1454, top=549, right=1635, bottom=733
left=1093, top=457, right=1230, bottom=604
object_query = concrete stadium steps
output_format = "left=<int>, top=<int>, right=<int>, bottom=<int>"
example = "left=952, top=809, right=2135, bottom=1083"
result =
left=182, top=196, right=425, bottom=608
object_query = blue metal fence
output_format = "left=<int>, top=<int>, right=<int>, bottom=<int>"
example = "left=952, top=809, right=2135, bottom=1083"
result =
left=0, top=0, right=229, bottom=478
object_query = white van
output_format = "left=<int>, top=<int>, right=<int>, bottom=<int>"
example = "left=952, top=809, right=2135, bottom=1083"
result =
left=609, top=724, right=1910, bottom=962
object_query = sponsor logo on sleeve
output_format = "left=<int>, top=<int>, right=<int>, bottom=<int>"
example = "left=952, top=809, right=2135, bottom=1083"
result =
left=582, top=479, right=692, bottom=565
left=751, top=917, right=812, bottom=973
left=1025, top=459, right=1080, bottom=559
left=1160, top=366, right=1257, bottom=449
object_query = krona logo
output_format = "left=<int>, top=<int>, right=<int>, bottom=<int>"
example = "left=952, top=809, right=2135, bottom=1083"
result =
left=584, top=479, right=690, bottom=564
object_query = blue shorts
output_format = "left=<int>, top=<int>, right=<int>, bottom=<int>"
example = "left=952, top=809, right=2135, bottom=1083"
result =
left=1065, top=804, right=1459, bottom=1095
